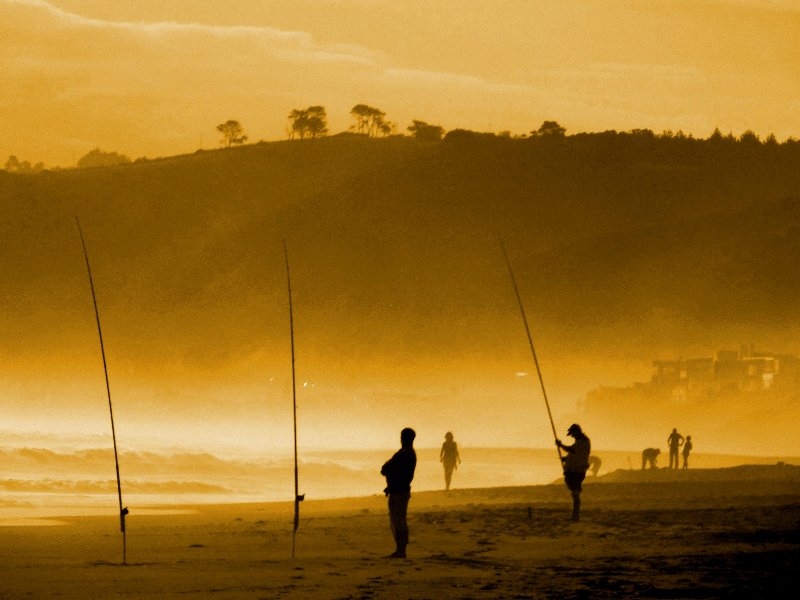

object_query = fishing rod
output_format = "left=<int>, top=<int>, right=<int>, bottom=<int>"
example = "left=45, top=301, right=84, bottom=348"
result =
left=283, top=239, right=304, bottom=559
left=499, top=237, right=563, bottom=465
left=76, top=217, right=129, bottom=565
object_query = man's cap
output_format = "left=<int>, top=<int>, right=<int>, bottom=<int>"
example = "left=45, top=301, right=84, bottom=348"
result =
left=567, top=423, right=582, bottom=435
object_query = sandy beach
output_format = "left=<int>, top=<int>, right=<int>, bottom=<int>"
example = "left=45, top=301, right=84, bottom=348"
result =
left=1, top=464, right=797, bottom=598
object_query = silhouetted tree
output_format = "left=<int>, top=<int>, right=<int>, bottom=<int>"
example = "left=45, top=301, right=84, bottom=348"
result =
left=630, top=129, right=656, bottom=139
left=708, top=128, right=724, bottom=143
left=216, top=120, right=248, bottom=147
left=350, top=104, right=372, bottom=135
left=2, top=155, right=44, bottom=173
left=350, top=104, right=392, bottom=137
left=77, top=148, right=131, bottom=168
left=442, top=129, right=498, bottom=143
left=4, top=155, right=20, bottom=171
left=531, top=120, right=566, bottom=137
left=288, top=106, right=328, bottom=139
left=739, top=130, right=760, bottom=145
left=407, top=120, right=444, bottom=142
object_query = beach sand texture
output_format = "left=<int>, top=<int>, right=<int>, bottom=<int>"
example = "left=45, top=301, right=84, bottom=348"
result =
left=1, top=466, right=797, bottom=598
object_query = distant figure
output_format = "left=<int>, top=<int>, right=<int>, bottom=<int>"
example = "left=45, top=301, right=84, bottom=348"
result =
left=380, top=427, right=417, bottom=558
left=667, top=428, right=685, bottom=469
left=682, top=435, right=693, bottom=469
left=642, top=448, right=660, bottom=470
left=440, top=431, right=461, bottom=491
left=556, top=423, right=591, bottom=521
left=588, top=455, right=602, bottom=477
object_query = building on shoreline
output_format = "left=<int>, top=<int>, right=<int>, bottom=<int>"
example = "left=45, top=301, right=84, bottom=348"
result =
left=584, top=345, right=800, bottom=413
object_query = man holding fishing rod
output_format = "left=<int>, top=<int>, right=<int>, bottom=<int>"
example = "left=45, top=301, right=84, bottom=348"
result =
left=556, top=423, right=591, bottom=522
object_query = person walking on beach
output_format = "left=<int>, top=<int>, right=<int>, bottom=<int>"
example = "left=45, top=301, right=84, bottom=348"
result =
left=682, top=435, right=693, bottom=469
left=440, top=431, right=461, bottom=491
left=642, top=447, right=660, bottom=469
left=667, top=428, right=685, bottom=469
left=588, top=455, right=602, bottom=477
left=556, top=423, right=591, bottom=521
left=380, top=427, right=417, bottom=558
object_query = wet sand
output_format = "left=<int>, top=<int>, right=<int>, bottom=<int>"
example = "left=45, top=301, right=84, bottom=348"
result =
left=1, top=465, right=797, bottom=598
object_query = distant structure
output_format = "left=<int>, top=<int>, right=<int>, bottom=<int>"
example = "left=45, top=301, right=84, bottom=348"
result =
left=584, top=345, right=800, bottom=411
left=650, top=345, right=800, bottom=397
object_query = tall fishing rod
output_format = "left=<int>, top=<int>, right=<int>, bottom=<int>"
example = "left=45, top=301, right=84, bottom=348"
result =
left=499, top=237, right=563, bottom=465
left=283, top=239, right=304, bottom=559
left=76, top=217, right=129, bottom=565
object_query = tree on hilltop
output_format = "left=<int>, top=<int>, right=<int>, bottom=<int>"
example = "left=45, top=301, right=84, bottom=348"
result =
left=288, top=106, right=328, bottom=139
left=407, top=120, right=444, bottom=142
left=739, top=130, right=761, bottom=146
left=77, top=148, right=130, bottom=169
left=530, top=120, right=566, bottom=137
left=216, top=120, right=248, bottom=147
left=350, top=104, right=393, bottom=137
left=4, top=155, right=45, bottom=173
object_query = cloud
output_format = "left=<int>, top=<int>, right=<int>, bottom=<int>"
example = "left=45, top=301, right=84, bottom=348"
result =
left=3, top=0, right=377, bottom=66
left=384, top=68, right=539, bottom=96
left=709, top=0, right=800, bottom=13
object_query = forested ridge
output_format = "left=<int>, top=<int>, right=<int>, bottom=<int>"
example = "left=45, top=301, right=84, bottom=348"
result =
left=2, top=133, right=799, bottom=376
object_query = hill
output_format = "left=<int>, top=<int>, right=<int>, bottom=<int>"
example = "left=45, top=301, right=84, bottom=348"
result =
left=1, top=134, right=799, bottom=452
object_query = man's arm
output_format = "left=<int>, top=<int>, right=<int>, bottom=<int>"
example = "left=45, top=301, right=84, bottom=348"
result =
left=556, top=439, right=575, bottom=453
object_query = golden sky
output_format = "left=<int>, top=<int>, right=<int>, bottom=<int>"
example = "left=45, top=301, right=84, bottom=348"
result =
left=2, top=0, right=798, bottom=167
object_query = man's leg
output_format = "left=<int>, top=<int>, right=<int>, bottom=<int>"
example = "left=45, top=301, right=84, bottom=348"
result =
left=565, top=472, right=584, bottom=521
left=571, top=489, right=581, bottom=521
left=388, top=493, right=410, bottom=557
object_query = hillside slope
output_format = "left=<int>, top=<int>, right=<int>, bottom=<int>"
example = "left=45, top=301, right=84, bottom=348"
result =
left=1, top=135, right=799, bottom=450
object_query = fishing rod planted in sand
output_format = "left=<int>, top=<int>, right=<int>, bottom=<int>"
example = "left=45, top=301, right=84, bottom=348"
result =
left=283, top=239, right=304, bottom=559
left=76, top=217, right=129, bottom=565
left=499, top=237, right=563, bottom=465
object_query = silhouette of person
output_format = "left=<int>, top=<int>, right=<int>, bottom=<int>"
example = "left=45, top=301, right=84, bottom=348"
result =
left=556, top=423, right=591, bottom=521
left=642, top=447, right=660, bottom=469
left=440, top=431, right=461, bottom=491
left=667, top=428, right=685, bottom=469
left=588, top=455, right=602, bottom=477
left=682, top=435, right=693, bottom=469
left=380, top=427, right=417, bottom=558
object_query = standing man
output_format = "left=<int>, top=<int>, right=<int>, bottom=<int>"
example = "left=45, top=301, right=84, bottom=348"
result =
left=439, top=431, right=461, bottom=491
left=682, top=435, right=693, bottom=469
left=380, top=427, right=417, bottom=558
left=556, top=423, right=591, bottom=521
left=667, top=428, right=685, bottom=469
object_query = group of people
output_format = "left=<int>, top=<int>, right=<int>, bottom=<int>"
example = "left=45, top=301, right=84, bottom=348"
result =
left=380, top=423, right=592, bottom=558
left=642, top=428, right=693, bottom=470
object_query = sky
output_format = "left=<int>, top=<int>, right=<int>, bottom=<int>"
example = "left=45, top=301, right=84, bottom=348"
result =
left=1, top=0, right=799, bottom=460
left=1, top=0, right=799, bottom=167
